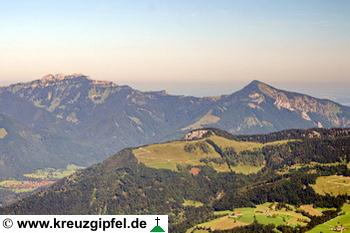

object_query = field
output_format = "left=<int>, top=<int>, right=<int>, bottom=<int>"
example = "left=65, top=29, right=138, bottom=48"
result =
left=231, top=165, right=264, bottom=175
left=311, top=175, right=350, bottom=196
left=133, top=134, right=294, bottom=174
left=207, top=135, right=263, bottom=153
left=264, top=139, right=300, bottom=146
left=0, top=180, right=55, bottom=193
left=298, top=205, right=323, bottom=216
left=0, top=164, right=83, bottom=193
left=24, top=164, right=83, bottom=179
left=189, top=215, right=249, bottom=232
left=133, top=139, right=228, bottom=172
left=279, top=162, right=349, bottom=175
left=307, top=203, right=350, bottom=233
left=187, top=202, right=310, bottom=232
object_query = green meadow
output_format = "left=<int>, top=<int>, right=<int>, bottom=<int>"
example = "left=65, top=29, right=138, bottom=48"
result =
left=187, top=202, right=310, bottom=232
left=307, top=203, right=350, bottom=233
left=311, top=175, right=350, bottom=196
left=24, top=164, right=83, bottom=180
left=133, top=134, right=294, bottom=175
left=0, top=164, right=83, bottom=193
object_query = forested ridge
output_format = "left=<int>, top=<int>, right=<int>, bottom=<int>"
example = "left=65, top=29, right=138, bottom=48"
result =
left=1, top=128, right=350, bottom=232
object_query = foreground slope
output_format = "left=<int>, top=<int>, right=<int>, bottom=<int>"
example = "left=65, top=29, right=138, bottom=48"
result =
left=2, top=128, right=350, bottom=232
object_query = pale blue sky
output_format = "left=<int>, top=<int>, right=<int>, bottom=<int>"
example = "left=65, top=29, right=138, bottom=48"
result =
left=0, top=0, right=349, bottom=97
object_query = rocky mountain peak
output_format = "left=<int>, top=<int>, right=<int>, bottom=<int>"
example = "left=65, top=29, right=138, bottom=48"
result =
left=237, top=80, right=271, bottom=95
left=247, top=80, right=267, bottom=87
left=248, top=80, right=264, bottom=86
left=40, top=74, right=117, bottom=87
left=40, top=73, right=90, bottom=83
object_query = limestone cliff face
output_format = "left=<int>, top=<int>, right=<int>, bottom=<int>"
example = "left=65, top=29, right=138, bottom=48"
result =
left=5, top=74, right=120, bottom=124
left=184, top=129, right=209, bottom=140
left=206, top=80, right=350, bottom=134
left=257, top=82, right=350, bottom=127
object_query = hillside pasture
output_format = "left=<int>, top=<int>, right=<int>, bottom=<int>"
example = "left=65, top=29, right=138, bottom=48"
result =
left=133, top=140, right=228, bottom=172
left=231, top=165, right=264, bottom=175
left=298, top=205, right=323, bottom=217
left=24, top=164, right=83, bottom=180
left=207, top=135, right=263, bottom=153
left=0, top=179, right=54, bottom=193
left=187, top=202, right=310, bottom=232
left=307, top=203, right=350, bottom=233
left=133, top=134, right=296, bottom=174
left=311, top=175, right=350, bottom=196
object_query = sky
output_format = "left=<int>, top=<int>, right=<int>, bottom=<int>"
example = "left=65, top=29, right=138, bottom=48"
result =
left=0, top=0, right=349, bottom=100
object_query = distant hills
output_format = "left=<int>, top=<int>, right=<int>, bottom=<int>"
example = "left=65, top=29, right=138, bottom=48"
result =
left=0, top=113, right=98, bottom=178
left=2, top=128, right=350, bottom=232
left=0, top=74, right=350, bottom=179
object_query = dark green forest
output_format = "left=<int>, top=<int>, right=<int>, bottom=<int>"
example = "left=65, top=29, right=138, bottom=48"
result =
left=1, top=128, right=350, bottom=232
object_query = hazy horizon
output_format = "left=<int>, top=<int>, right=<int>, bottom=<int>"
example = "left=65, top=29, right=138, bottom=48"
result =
left=1, top=0, right=350, bottom=89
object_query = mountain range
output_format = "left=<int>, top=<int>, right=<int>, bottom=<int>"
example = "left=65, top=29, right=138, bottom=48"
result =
left=1, top=74, right=350, bottom=179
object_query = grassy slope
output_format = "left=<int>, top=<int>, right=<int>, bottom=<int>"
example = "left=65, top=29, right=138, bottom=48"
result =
left=24, top=164, right=83, bottom=179
left=307, top=203, right=350, bottom=233
left=206, top=135, right=263, bottom=153
left=231, top=165, right=264, bottom=175
left=311, top=175, right=350, bottom=196
left=187, top=202, right=310, bottom=232
left=0, top=180, right=55, bottom=193
left=298, top=205, right=323, bottom=216
left=133, top=134, right=293, bottom=174
left=0, top=165, right=82, bottom=193
left=133, top=139, right=227, bottom=171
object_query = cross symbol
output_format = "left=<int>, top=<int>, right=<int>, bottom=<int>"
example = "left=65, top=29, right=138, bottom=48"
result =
left=155, top=217, right=160, bottom=226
